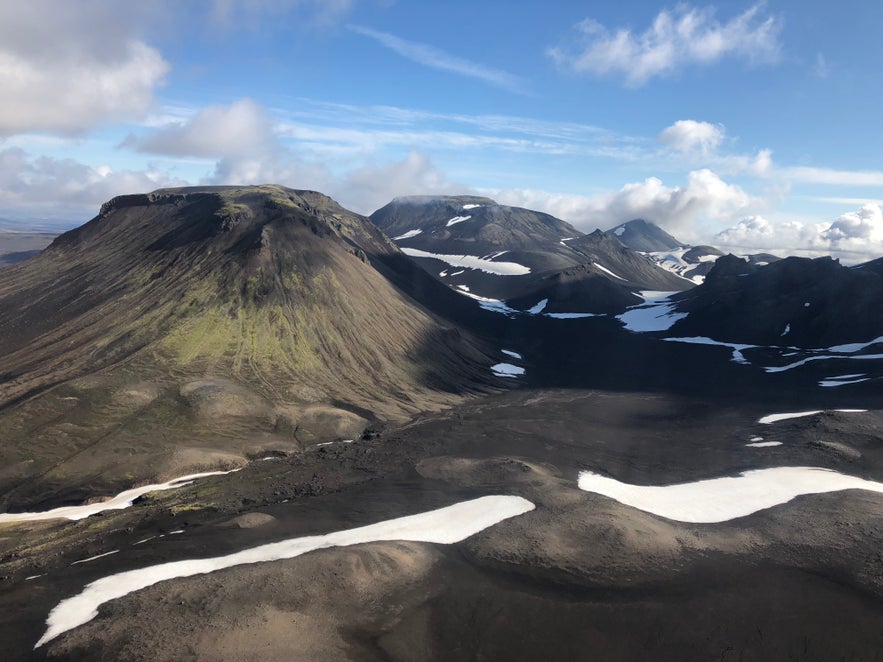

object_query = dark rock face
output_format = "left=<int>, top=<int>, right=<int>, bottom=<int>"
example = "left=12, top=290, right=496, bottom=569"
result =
left=671, top=255, right=883, bottom=347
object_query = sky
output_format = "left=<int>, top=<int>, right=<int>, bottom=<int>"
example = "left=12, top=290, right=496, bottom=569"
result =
left=1, top=0, right=882, bottom=262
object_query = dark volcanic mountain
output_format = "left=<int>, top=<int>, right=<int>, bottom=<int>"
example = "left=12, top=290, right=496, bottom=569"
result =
left=669, top=254, right=883, bottom=347
left=371, top=196, right=691, bottom=314
left=605, top=218, right=681, bottom=252
left=0, top=185, right=500, bottom=509
left=370, top=194, right=584, bottom=274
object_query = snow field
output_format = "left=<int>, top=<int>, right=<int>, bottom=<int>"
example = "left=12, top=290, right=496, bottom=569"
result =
left=578, top=467, right=883, bottom=523
left=0, top=470, right=240, bottom=524
left=35, top=496, right=535, bottom=648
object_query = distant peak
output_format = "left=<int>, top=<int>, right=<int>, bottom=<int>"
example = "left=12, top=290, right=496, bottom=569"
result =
left=389, top=194, right=497, bottom=206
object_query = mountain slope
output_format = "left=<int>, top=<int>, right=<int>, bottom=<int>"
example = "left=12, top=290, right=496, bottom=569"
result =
left=606, top=219, right=681, bottom=252
left=371, top=196, right=692, bottom=313
left=669, top=254, right=883, bottom=347
left=0, top=185, right=500, bottom=509
left=566, top=230, right=691, bottom=290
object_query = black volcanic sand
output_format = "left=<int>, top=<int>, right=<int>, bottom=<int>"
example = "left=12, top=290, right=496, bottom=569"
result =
left=1, top=388, right=881, bottom=661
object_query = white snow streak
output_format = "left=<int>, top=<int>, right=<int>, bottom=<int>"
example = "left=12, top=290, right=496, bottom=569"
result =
left=593, top=262, right=627, bottom=281
left=501, top=349, right=522, bottom=359
left=544, top=312, right=602, bottom=319
left=35, top=496, right=535, bottom=648
left=401, top=248, right=530, bottom=275
left=446, top=215, right=472, bottom=227
left=527, top=298, right=548, bottom=314
left=70, top=550, right=119, bottom=566
left=578, top=467, right=883, bottom=523
left=664, top=336, right=756, bottom=364
left=758, top=409, right=866, bottom=424
left=0, top=470, right=240, bottom=524
left=491, top=363, right=525, bottom=377
left=745, top=441, right=782, bottom=448
left=392, top=229, right=423, bottom=240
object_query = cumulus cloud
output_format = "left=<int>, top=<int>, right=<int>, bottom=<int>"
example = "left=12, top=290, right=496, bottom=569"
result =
left=491, top=169, right=757, bottom=240
left=659, top=120, right=724, bottom=155
left=548, top=3, right=781, bottom=87
left=716, top=204, right=883, bottom=263
left=0, top=2, right=168, bottom=136
left=133, top=99, right=277, bottom=159
left=0, top=147, right=184, bottom=221
left=336, top=151, right=467, bottom=214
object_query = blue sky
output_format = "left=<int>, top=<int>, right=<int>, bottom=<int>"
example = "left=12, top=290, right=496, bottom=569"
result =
left=1, top=0, right=882, bottom=261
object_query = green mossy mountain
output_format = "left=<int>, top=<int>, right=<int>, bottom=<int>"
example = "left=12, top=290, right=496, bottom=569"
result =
left=0, top=186, right=499, bottom=509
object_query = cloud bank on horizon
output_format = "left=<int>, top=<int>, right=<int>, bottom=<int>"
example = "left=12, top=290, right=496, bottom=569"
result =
left=1, top=1, right=882, bottom=262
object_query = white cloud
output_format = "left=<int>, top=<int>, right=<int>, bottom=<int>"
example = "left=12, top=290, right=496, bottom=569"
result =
left=348, top=25, right=525, bottom=93
left=716, top=204, right=883, bottom=262
left=490, top=169, right=757, bottom=240
left=337, top=151, right=467, bottom=214
left=0, top=2, right=168, bottom=136
left=659, top=120, right=724, bottom=155
left=0, top=147, right=184, bottom=220
left=783, top=166, right=883, bottom=187
left=549, top=4, right=781, bottom=87
left=134, top=99, right=277, bottom=158
left=822, top=204, right=883, bottom=244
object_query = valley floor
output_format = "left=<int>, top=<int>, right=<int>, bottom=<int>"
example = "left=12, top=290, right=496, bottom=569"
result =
left=2, top=388, right=882, bottom=661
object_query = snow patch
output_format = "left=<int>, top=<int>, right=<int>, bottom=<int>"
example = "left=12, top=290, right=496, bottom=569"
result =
left=664, top=337, right=756, bottom=364
left=617, top=292, right=687, bottom=332
left=462, top=204, right=481, bottom=210
left=577, top=467, right=883, bottom=523
left=780, top=324, right=790, bottom=337
left=827, top=336, right=883, bottom=353
left=746, top=441, right=782, bottom=448
left=819, top=377, right=870, bottom=387
left=758, top=409, right=866, bottom=424
left=501, top=349, right=522, bottom=360
left=446, top=215, right=472, bottom=227
left=527, top=298, right=548, bottom=314
left=70, top=551, right=119, bottom=566
left=392, top=229, right=422, bottom=240
left=455, top=289, right=519, bottom=317
left=593, top=262, right=626, bottom=281
left=764, top=353, right=883, bottom=373
left=491, top=363, right=525, bottom=378
left=0, top=470, right=240, bottom=524
left=613, top=226, right=625, bottom=236
left=401, top=248, right=530, bottom=276
left=545, top=312, right=602, bottom=319
left=35, top=496, right=535, bottom=648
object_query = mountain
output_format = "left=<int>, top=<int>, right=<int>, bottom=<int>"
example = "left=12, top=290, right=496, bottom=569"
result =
left=566, top=230, right=691, bottom=290
left=606, top=218, right=681, bottom=252
left=0, top=185, right=501, bottom=510
left=371, top=197, right=692, bottom=314
left=606, top=220, right=782, bottom=284
left=669, top=254, right=883, bottom=347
